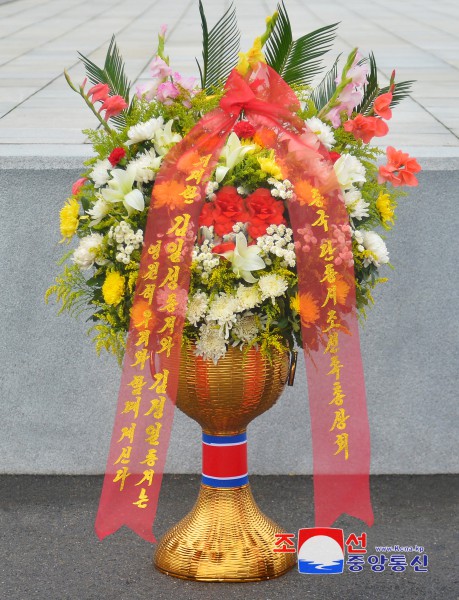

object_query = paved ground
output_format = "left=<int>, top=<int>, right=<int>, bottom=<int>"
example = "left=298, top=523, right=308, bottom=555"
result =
left=0, top=0, right=458, bottom=159
left=1, top=475, right=457, bottom=599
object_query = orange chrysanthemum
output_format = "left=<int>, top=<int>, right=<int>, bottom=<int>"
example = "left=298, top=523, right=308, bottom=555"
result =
left=176, top=150, right=202, bottom=173
left=130, top=299, right=156, bottom=330
left=291, top=292, right=320, bottom=327
left=294, top=180, right=327, bottom=209
left=335, top=275, right=350, bottom=305
left=152, top=180, right=187, bottom=209
left=253, top=128, right=276, bottom=148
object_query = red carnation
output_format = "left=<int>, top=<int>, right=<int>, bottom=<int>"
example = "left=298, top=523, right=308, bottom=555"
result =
left=245, top=188, right=286, bottom=239
left=212, top=241, right=236, bottom=254
left=234, top=120, right=256, bottom=139
left=328, top=151, right=341, bottom=164
left=108, top=147, right=126, bottom=166
left=343, top=114, right=389, bottom=144
left=212, top=186, right=248, bottom=236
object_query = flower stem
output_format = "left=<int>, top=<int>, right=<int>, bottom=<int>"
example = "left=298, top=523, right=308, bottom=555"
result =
left=64, top=70, right=113, bottom=134
left=317, top=48, right=358, bottom=120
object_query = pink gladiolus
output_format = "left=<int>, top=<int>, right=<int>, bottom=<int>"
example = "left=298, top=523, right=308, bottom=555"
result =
left=150, top=56, right=172, bottom=80
left=378, top=147, right=421, bottom=187
left=72, top=177, right=87, bottom=195
left=343, top=114, right=389, bottom=143
left=99, top=95, right=128, bottom=120
left=160, top=24, right=168, bottom=37
left=87, top=83, right=110, bottom=103
left=346, top=53, right=369, bottom=88
left=173, top=72, right=197, bottom=93
left=136, top=82, right=158, bottom=101
left=156, top=81, right=180, bottom=105
left=374, top=91, right=393, bottom=120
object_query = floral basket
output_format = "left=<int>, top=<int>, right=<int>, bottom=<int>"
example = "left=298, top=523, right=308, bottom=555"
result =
left=47, top=0, right=420, bottom=577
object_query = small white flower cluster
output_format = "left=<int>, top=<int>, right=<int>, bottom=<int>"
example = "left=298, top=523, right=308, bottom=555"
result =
left=108, top=221, right=143, bottom=264
left=191, top=239, right=219, bottom=281
left=268, top=177, right=294, bottom=200
left=257, top=224, right=296, bottom=267
left=206, top=181, right=219, bottom=200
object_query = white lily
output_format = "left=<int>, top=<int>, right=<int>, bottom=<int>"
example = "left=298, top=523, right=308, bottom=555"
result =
left=220, top=232, right=265, bottom=283
left=215, top=132, right=256, bottom=183
left=101, top=165, right=145, bottom=216
left=153, top=119, right=182, bottom=156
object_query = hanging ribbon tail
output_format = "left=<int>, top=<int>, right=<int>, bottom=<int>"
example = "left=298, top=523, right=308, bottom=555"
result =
left=95, top=60, right=373, bottom=542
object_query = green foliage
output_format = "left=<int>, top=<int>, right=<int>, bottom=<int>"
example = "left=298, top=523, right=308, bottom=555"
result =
left=356, top=52, right=414, bottom=115
left=79, top=35, right=131, bottom=128
left=310, top=55, right=340, bottom=111
left=45, top=264, right=93, bottom=317
left=88, top=314, right=126, bottom=366
left=264, top=2, right=338, bottom=87
left=197, top=0, right=240, bottom=91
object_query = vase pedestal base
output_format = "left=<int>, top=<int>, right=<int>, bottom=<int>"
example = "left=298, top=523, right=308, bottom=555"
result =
left=154, top=483, right=297, bottom=582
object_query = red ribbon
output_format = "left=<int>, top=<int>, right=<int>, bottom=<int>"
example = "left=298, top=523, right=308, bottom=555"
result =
left=95, top=63, right=373, bottom=543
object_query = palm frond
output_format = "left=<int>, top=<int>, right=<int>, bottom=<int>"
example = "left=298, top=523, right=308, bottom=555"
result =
left=310, top=55, right=340, bottom=110
left=264, top=2, right=338, bottom=87
left=357, top=52, right=414, bottom=114
left=196, top=0, right=240, bottom=91
left=78, top=35, right=131, bottom=128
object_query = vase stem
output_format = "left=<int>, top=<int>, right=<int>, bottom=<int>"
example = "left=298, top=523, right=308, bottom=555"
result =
left=201, top=431, right=248, bottom=488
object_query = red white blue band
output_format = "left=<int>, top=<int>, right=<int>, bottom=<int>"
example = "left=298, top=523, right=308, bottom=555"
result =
left=201, top=432, right=248, bottom=488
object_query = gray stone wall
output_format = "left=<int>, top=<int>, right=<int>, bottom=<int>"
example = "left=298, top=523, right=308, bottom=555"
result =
left=1, top=162, right=457, bottom=474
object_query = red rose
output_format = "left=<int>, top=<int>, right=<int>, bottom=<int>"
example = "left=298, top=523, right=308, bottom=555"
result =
left=108, top=147, right=126, bottom=166
left=245, top=188, right=286, bottom=238
left=213, top=186, right=248, bottom=236
left=233, top=120, right=256, bottom=139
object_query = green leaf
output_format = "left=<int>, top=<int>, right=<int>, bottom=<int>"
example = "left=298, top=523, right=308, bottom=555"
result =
left=310, top=55, right=340, bottom=110
left=357, top=52, right=414, bottom=114
left=196, top=0, right=240, bottom=91
left=264, top=2, right=338, bottom=86
left=78, top=35, right=131, bottom=128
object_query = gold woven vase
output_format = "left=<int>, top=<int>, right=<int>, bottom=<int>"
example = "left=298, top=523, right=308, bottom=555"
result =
left=154, top=343, right=297, bottom=581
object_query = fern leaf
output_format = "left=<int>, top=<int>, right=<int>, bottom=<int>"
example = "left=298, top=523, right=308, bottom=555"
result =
left=264, top=2, right=338, bottom=86
left=197, top=0, right=240, bottom=91
left=78, top=35, right=131, bottom=128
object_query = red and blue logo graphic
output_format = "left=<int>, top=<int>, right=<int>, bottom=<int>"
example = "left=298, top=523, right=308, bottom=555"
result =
left=298, top=527, right=345, bottom=574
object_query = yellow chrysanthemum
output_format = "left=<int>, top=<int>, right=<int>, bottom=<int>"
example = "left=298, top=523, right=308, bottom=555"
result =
left=258, top=151, right=283, bottom=179
left=376, top=192, right=396, bottom=229
left=59, top=198, right=79, bottom=242
left=102, top=271, right=125, bottom=306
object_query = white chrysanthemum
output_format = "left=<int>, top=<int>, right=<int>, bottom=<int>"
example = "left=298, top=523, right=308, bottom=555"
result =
left=87, top=197, right=111, bottom=225
left=236, top=284, right=261, bottom=311
left=72, top=233, right=104, bottom=270
left=361, top=231, right=389, bottom=267
left=232, top=313, right=259, bottom=344
left=305, top=116, right=336, bottom=150
left=186, top=292, right=209, bottom=325
left=207, top=293, right=238, bottom=332
left=195, top=323, right=227, bottom=364
left=258, top=274, right=289, bottom=303
left=343, top=188, right=370, bottom=220
left=90, top=158, right=111, bottom=188
left=334, top=154, right=366, bottom=189
left=126, top=116, right=164, bottom=145
left=128, top=148, right=162, bottom=183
